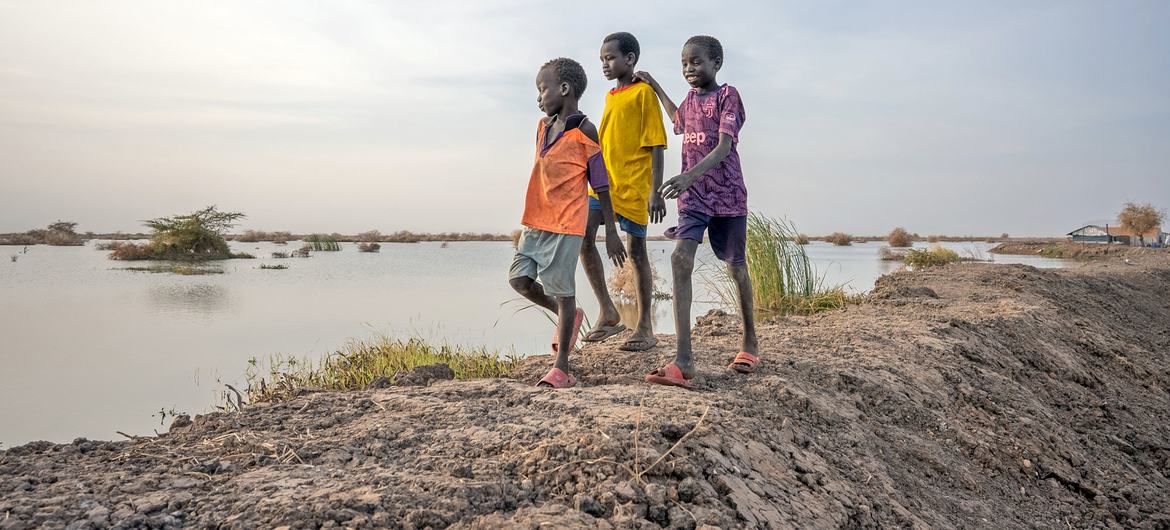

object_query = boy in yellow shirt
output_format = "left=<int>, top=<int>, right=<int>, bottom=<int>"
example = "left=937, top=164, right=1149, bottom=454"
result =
left=579, top=31, right=668, bottom=351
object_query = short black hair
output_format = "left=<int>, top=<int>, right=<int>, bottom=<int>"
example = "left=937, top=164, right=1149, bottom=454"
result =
left=603, top=32, right=640, bottom=63
left=685, top=35, right=723, bottom=62
left=540, top=57, right=587, bottom=98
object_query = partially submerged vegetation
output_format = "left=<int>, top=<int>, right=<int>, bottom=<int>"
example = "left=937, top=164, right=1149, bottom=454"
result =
left=259, top=264, right=288, bottom=270
left=903, top=246, right=961, bottom=268
left=713, top=214, right=854, bottom=316
left=0, top=221, right=85, bottom=246
left=358, top=242, right=381, bottom=252
left=235, top=230, right=292, bottom=244
left=826, top=232, right=853, bottom=246
left=887, top=227, right=912, bottom=248
left=239, top=336, right=519, bottom=404
left=878, top=246, right=907, bottom=261
left=305, top=234, right=342, bottom=252
left=107, top=206, right=253, bottom=261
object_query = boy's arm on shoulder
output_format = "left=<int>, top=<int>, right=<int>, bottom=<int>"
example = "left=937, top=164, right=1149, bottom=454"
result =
left=580, top=119, right=599, bottom=144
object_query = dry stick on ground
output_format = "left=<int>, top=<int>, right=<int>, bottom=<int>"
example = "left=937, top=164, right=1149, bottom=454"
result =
left=635, top=406, right=711, bottom=480
left=224, top=384, right=245, bottom=412
left=535, top=401, right=712, bottom=485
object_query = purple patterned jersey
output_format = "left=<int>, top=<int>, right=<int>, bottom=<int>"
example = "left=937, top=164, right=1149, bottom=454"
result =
left=672, top=84, right=747, bottom=216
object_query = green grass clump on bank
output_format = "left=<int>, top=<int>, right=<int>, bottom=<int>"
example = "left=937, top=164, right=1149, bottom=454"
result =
left=904, top=246, right=961, bottom=268
left=712, top=213, right=856, bottom=317
left=240, top=336, right=520, bottom=404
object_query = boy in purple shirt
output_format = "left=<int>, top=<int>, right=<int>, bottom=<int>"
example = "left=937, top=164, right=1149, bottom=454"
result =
left=635, top=35, right=759, bottom=388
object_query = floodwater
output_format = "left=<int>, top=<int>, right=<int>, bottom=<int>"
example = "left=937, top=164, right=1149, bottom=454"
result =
left=0, top=240, right=1065, bottom=447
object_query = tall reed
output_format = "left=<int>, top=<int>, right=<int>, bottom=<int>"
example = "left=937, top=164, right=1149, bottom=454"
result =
left=712, top=214, right=852, bottom=316
left=306, top=234, right=341, bottom=251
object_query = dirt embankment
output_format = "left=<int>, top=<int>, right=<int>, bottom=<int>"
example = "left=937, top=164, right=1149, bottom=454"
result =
left=3, top=256, right=1170, bottom=529
left=990, top=240, right=1166, bottom=259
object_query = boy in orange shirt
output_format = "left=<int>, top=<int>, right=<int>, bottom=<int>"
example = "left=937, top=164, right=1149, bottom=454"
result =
left=579, top=32, right=668, bottom=352
left=510, top=57, right=626, bottom=388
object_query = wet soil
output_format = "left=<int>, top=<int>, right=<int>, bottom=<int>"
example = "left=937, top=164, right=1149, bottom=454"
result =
left=2, top=254, right=1169, bottom=529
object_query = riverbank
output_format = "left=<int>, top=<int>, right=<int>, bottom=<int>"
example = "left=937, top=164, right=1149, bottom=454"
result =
left=2, top=254, right=1168, bottom=528
left=990, top=240, right=1167, bottom=259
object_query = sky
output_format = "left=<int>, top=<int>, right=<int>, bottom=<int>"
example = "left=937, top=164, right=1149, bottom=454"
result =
left=1, top=0, right=1168, bottom=236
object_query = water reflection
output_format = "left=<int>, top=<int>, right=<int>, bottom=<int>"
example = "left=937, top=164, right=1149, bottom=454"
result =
left=147, top=283, right=233, bottom=316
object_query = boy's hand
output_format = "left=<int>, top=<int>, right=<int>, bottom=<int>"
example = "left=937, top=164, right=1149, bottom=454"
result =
left=659, top=172, right=699, bottom=199
left=649, top=193, right=666, bottom=223
left=604, top=228, right=627, bottom=268
left=632, top=71, right=657, bottom=88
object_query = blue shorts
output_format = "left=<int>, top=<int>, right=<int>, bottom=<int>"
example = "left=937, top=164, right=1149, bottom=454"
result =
left=665, top=209, right=747, bottom=266
left=588, top=197, right=647, bottom=238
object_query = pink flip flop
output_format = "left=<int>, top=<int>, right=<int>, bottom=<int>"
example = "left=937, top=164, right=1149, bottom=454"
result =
left=728, top=352, right=760, bottom=374
left=537, top=367, right=577, bottom=389
left=644, top=363, right=694, bottom=389
left=551, top=307, right=585, bottom=353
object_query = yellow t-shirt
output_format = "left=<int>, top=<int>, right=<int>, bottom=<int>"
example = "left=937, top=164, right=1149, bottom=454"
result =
left=593, top=80, right=667, bottom=225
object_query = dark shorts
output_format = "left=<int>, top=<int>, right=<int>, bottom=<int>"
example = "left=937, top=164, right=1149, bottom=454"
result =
left=665, top=209, right=747, bottom=266
left=588, top=197, right=648, bottom=238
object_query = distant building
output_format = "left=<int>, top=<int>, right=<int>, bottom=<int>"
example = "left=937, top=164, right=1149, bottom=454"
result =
left=1067, top=225, right=1164, bottom=246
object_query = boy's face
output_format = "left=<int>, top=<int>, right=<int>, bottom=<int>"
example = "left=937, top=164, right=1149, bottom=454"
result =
left=535, top=67, right=568, bottom=117
left=599, top=40, right=635, bottom=81
left=681, top=43, right=721, bottom=88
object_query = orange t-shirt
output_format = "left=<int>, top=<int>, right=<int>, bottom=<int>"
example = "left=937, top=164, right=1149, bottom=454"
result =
left=521, top=115, right=610, bottom=237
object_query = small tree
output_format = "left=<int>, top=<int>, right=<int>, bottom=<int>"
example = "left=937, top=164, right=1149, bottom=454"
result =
left=1117, top=202, right=1165, bottom=246
left=139, top=205, right=245, bottom=258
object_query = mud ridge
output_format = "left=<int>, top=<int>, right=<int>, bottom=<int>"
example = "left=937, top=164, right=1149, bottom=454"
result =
left=2, top=255, right=1169, bottom=529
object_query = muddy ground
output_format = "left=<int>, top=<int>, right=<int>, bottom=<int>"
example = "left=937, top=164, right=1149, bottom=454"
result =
left=3, top=254, right=1169, bottom=529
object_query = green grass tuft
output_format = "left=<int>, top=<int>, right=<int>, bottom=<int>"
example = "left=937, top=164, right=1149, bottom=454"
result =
left=239, top=336, right=520, bottom=404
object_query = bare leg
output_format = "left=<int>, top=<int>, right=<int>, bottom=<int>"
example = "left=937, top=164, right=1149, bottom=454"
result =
left=668, top=239, right=699, bottom=378
left=509, top=276, right=557, bottom=313
left=623, top=235, right=657, bottom=348
left=552, top=296, right=575, bottom=371
left=578, top=209, right=621, bottom=337
left=728, top=263, right=758, bottom=355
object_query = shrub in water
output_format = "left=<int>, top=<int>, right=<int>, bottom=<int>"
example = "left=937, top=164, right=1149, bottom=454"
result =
left=887, top=227, right=912, bottom=248
left=826, top=232, right=852, bottom=246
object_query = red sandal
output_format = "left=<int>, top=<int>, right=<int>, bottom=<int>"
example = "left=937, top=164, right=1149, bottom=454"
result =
left=537, top=367, right=577, bottom=389
left=728, top=352, right=760, bottom=374
left=644, top=363, right=694, bottom=389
